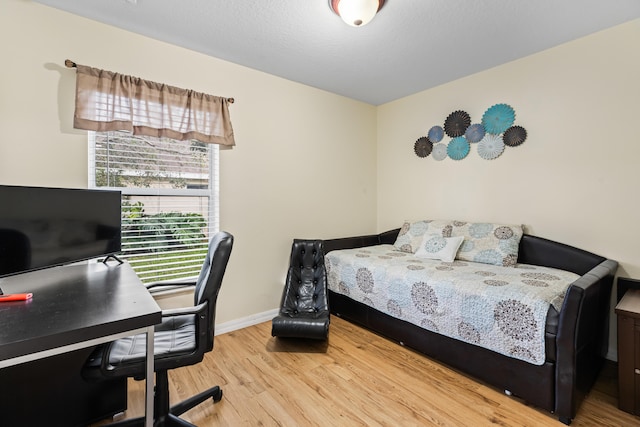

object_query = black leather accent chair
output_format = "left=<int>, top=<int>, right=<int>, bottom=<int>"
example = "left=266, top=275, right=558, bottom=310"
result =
left=84, top=231, right=234, bottom=427
left=271, top=239, right=330, bottom=340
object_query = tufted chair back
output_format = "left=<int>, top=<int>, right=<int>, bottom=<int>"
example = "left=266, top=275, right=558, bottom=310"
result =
left=282, top=239, right=329, bottom=315
left=271, top=239, right=330, bottom=340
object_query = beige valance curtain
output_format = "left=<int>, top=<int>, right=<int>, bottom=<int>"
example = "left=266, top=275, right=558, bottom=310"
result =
left=72, top=64, right=235, bottom=148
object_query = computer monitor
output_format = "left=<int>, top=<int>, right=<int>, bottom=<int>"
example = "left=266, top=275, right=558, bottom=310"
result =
left=0, top=185, right=121, bottom=277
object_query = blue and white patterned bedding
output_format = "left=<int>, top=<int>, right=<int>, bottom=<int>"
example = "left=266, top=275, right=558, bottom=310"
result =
left=325, top=245, right=580, bottom=365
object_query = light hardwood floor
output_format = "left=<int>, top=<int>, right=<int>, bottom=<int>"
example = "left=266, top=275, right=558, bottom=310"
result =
left=93, top=316, right=640, bottom=426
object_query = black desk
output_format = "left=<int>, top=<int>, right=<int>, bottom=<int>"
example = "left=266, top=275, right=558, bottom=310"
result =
left=0, top=261, right=161, bottom=427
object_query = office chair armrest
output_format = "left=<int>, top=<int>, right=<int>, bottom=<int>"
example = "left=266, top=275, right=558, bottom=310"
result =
left=145, top=280, right=197, bottom=292
left=161, top=302, right=207, bottom=317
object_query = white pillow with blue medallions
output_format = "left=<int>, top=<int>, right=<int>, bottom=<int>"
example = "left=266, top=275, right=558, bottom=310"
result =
left=414, top=234, right=465, bottom=262
left=450, top=221, right=523, bottom=267
left=393, top=219, right=453, bottom=253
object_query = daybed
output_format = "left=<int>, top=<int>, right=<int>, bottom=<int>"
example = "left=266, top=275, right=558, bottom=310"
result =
left=322, top=222, right=617, bottom=425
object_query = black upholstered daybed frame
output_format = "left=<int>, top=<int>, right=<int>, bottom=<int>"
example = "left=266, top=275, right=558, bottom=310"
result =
left=323, top=229, right=617, bottom=425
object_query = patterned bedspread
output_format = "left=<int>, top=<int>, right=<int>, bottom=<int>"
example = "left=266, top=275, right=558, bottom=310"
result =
left=325, top=245, right=580, bottom=365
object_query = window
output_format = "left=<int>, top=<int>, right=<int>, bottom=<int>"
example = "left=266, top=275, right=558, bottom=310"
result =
left=89, top=131, right=219, bottom=283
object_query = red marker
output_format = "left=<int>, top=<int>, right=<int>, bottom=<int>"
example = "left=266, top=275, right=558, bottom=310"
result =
left=0, top=293, right=33, bottom=302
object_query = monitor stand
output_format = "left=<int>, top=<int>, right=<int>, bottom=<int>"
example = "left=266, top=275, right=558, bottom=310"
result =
left=102, top=254, right=124, bottom=265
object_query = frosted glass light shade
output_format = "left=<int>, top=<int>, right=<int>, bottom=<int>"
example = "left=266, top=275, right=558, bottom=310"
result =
left=336, top=0, right=379, bottom=27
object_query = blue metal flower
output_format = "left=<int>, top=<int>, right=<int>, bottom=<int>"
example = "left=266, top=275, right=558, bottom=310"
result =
left=465, top=123, right=485, bottom=143
left=447, top=136, right=470, bottom=160
left=481, top=104, right=515, bottom=134
left=428, top=125, right=444, bottom=143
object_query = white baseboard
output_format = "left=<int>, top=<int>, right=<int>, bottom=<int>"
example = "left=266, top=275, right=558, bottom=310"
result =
left=215, top=308, right=279, bottom=336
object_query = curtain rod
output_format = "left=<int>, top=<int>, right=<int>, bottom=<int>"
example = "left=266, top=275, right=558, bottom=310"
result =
left=64, top=59, right=235, bottom=104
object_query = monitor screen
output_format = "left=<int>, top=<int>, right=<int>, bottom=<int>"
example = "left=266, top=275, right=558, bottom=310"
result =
left=0, top=185, right=121, bottom=277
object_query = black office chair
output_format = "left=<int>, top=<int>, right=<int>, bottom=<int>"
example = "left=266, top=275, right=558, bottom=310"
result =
left=84, top=231, right=233, bottom=427
left=271, top=239, right=330, bottom=340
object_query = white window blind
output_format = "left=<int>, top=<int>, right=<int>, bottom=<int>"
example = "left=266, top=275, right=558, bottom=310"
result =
left=89, top=131, right=219, bottom=283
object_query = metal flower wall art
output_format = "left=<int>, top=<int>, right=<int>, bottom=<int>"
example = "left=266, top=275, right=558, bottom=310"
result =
left=413, top=103, right=527, bottom=161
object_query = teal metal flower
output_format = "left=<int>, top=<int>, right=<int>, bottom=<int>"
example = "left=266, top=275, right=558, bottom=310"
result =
left=447, top=136, right=470, bottom=160
left=481, top=104, right=515, bottom=134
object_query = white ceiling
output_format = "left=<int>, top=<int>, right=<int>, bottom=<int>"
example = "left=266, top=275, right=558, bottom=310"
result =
left=35, top=0, right=640, bottom=105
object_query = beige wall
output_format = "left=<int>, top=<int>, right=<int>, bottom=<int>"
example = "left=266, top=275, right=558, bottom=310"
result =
left=378, top=19, right=640, bottom=280
left=0, top=1, right=378, bottom=323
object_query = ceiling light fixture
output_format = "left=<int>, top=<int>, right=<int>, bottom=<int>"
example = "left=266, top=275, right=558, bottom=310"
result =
left=329, top=0, right=385, bottom=27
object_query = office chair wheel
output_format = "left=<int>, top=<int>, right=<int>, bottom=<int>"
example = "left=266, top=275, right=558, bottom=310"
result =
left=213, top=388, right=223, bottom=403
